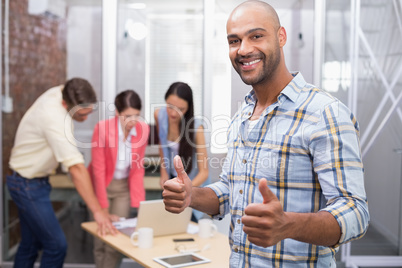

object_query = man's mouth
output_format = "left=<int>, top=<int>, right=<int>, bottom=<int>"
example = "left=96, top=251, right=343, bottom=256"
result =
left=242, top=59, right=261, bottom=66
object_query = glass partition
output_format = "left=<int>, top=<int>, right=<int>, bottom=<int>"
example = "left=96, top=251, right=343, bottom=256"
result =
left=324, top=0, right=402, bottom=265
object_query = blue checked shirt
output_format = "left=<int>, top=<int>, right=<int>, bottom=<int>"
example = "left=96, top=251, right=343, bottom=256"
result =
left=207, top=73, right=369, bottom=267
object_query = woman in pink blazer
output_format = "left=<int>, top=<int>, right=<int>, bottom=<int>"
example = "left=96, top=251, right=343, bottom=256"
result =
left=88, top=90, right=149, bottom=268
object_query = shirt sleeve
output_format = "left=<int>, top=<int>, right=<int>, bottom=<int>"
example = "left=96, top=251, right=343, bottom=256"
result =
left=206, top=108, right=243, bottom=220
left=90, top=122, right=109, bottom=208
left=206, top=154, right=231, bottom=220
left=42, top=109, right=84, bottom=168
left=310, top=100, right=370, bottom=246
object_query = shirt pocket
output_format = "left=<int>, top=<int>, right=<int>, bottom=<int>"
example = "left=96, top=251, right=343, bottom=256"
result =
left=251, top=148, right=281, bottom=180
left=252, top=134, right=301, bottom=182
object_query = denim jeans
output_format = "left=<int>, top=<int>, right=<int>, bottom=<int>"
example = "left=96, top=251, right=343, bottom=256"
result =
left=6, top=172, right=67, bottom=268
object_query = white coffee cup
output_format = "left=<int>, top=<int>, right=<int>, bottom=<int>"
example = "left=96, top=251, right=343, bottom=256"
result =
left=130, top=227, right=153, bottom=249
left=198, top=218, right=218, bottom=238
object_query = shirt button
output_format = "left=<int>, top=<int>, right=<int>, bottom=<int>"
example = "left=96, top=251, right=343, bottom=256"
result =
left=242, top=159, right=247, bottom=164
left=248, top=112, right=251, bottom=116
left=237, top=219, right=240, bottom=224
left=239, top=189, right=243, bottom=194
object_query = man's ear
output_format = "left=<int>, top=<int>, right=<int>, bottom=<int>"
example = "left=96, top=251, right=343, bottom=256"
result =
left=278, top=26, right=287, bottom=48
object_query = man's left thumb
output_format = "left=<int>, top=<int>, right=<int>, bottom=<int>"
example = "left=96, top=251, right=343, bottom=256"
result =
left=259, top=178, right=277, bottom=204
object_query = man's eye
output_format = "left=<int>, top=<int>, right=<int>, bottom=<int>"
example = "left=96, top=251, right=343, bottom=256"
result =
left=229, top=39, right=239, bottom=45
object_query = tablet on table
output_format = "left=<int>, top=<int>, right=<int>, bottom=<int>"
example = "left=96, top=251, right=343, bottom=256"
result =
left=153, top=253, right=210, bottom=268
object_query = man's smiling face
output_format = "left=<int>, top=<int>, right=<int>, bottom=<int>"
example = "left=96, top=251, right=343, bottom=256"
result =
left=226, top=6, right=282, bottom=86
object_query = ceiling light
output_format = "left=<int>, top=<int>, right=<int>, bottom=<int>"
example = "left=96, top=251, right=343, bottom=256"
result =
left=126, top=19, right=148, bottom=40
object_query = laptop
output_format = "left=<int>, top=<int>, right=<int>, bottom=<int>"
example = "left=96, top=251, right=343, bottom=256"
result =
left=116, top=199, right=192, bottom=237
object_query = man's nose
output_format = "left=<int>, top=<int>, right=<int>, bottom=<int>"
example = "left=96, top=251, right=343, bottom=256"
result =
left=238, top=40, right=253, bottom=56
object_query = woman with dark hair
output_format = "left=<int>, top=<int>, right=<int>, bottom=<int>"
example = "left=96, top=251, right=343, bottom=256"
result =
left=154, top=82, right=210, bottom=222
left=88, top=90, right=149, bottom=268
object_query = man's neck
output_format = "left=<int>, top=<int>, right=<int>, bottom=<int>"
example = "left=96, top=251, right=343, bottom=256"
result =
left=251, top=71, right=293, bottom=118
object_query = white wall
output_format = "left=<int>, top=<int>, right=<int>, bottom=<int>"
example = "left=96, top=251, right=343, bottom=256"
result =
left=67, top=6, right=102, bottom=161
left=67, top=6, right=102, bottom=131
left=116, top=8, right=147, bottom=118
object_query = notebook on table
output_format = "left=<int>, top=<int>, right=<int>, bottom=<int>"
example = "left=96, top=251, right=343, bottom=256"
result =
left=114, top=199, right=192, bottom=237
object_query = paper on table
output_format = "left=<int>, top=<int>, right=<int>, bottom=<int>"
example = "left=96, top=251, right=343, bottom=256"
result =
left=187, top=224, right=199, bottom=234
left=112, top=218, right=137, bottom=229
left=113, top=217, right=198, bottom=234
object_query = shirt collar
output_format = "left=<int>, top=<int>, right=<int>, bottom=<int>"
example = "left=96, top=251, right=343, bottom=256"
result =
left=244, top=90, right=257, bottom=105
left=279, top=72, right=306, bottom=103
left=244, top=72, right=306, bottom=105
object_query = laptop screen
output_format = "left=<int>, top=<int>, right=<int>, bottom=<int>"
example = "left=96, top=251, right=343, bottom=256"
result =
left=115, top=199, right=192, bottom=237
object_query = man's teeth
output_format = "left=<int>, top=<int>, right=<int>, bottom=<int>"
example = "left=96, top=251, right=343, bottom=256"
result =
left=243, top=59, right=261, bottom=66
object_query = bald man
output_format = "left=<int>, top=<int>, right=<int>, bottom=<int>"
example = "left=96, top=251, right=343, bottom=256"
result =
left=162, top=1, right=369, bottom=266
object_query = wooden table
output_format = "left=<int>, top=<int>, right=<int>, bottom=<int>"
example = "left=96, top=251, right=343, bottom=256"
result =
left=49, top=173, right=75, bottom=188
left=81, top=221, right=230, bottom=267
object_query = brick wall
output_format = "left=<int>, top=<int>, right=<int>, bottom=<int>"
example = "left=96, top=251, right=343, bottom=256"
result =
left=2, top=0, right=67, bottom=179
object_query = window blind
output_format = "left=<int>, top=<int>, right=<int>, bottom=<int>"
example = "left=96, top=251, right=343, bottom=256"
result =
left=146, top=14, right=203, bottom=124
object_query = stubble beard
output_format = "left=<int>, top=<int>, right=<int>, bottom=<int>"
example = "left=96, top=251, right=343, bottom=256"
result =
left=235, top=47, right=281, bottom=86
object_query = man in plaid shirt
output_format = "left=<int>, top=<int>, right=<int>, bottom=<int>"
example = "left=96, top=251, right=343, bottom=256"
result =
left=162, top=1, right=369, bottom=267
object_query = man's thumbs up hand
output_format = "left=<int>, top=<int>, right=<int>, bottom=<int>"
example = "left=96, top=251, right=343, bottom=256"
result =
left=242, top=178, right=288, bottom=248
left=162, top=155, right=192, bottom=214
